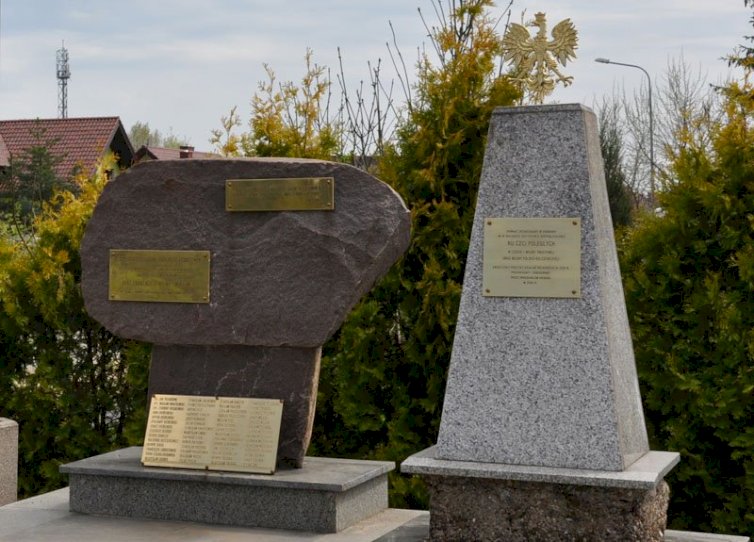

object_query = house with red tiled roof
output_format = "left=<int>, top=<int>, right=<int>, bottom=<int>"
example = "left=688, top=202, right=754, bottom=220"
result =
left=133, top=145, right=217, bottom=162
left=0, top=117, right=133, bottom=180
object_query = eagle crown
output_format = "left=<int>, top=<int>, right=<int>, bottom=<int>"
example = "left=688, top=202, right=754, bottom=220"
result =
left=529, top=12, right=547, bottom=31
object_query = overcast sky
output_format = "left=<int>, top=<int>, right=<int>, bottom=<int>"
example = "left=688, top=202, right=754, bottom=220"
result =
left=0, top=1, right=750, bottom=149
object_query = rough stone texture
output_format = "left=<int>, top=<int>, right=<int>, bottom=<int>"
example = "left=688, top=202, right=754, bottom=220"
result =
left=61, top=447, right=393, bottom=533
left=436, top=104, right=649, bottom=471
left=425, top=475, right=670, bottom=542
left=81, top=158, right=410, bottom=347
left=0, top=418, right=18, bottom=506
left=402, top=446, right=680, bottom=490
left=79, top=157, right=410, bottom=472
left=148, top=345, right=320, bottom=467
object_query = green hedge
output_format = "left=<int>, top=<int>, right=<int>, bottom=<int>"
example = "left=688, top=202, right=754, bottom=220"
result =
left=619, top=85, right=754, bottom=536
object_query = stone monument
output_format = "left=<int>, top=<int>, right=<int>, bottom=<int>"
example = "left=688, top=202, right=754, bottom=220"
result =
left=61, top=157, right=410, bottom=532
left=402, top=104, right=679, bottom=541
left=0, top=418, right=18, bottom=506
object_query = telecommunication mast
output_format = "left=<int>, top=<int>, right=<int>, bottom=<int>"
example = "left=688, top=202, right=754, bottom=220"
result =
left=56, top=43, right=70, bottom=118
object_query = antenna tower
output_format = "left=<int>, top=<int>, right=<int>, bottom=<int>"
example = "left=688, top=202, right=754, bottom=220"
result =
left=56, top=43, right=70, bottom=118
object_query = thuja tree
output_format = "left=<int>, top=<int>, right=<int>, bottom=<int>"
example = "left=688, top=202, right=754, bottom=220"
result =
left=619, top=70, right=754, bottom=535
left=0, top=122, right=72, bottom=232
left=310, top=0, right=520, bottom=507
left=596, top=98, right=633, bottom=228
left=0, top=156, right=150, bottom=497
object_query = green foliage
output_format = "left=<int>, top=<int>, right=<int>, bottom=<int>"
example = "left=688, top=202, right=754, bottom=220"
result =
left=0, top=157, right=150, bottom=497
left=597, top=101, right=633, bottom=227
left=0, top=122, right=72, bottom=232
left=311, top=0, right=520, bottom=508
left=211, top=50, right=339, bottom=159
left=209, top=106, right=246, bottom=157
left=728, top=0, right=754, bottom=72
left=128, top=121, right=188, bottom=149
left=161, top=133, right=190, bottom=150
left=619, top=76, right=754, bottom=535
left=128, top=121, right=161, bottom=148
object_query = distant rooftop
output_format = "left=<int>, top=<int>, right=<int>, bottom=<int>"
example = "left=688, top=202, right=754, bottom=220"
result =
left=133, top=145, right=218, bottom=162
left=0, top=117, right=133, bottom=179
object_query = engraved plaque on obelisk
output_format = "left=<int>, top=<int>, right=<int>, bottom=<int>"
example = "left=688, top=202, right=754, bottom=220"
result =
left=482, top=217, right=581, bottom=298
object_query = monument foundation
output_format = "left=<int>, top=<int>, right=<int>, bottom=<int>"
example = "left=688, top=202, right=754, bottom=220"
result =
left=404, top=447, right=678, bottom=541
left=66, top=158, right=410, bottom=531
left=402, top=104, right=678, bottom=541
left=62, top=447, right=392, bottom=533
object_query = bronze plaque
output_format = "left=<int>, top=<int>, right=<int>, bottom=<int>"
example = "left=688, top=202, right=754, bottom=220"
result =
left=225, top=177, right=334, bottom=211
left=109, top=249, right=210, bottom=303
left=483, top=217, right=581, bottom=298
left=142, top=394, right=284, bottom=474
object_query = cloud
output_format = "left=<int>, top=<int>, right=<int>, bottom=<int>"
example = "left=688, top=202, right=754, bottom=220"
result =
left=1, top=0, right=750, bottom=148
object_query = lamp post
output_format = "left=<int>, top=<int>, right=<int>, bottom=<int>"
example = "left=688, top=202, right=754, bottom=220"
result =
left=595, top=57, right=655, bottom=197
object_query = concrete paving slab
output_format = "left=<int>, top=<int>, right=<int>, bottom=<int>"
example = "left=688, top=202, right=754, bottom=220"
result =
left=0, top=488, right=425, bottom=542
left=0, top=488, right=747, bottom=542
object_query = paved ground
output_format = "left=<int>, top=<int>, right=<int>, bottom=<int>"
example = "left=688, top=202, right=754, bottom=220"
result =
left=0, top=488, right=748, bottom=542
left=0, top=488, right=426, bottom=542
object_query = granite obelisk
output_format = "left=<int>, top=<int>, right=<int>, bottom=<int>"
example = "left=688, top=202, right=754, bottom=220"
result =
left=403, top=104, right=679, bottom=541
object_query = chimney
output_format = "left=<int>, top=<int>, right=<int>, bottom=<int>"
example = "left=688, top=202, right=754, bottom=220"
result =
left=179, top=145, right=194, bottom=159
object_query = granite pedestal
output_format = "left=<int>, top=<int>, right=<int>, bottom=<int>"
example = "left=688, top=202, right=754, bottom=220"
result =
left=403, top=104, right=678, bottom=540
left=61, top=447, right=394, bottom=533
left=0, top=418, right=18, bottom=506
left=403, top=447, right=680, bottom=541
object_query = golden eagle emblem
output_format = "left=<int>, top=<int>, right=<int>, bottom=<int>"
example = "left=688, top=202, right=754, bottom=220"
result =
left=502, top=12, right=578, bottom=104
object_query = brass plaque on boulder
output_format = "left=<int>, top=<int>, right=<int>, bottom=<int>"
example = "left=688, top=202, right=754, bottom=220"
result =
left=109, top=249, right=210, bottom=303
left=142, top=394, right=284, bottom=474
left=483, top=217, right=581, bottom=298
left=225, top=177, right=334, bottom=211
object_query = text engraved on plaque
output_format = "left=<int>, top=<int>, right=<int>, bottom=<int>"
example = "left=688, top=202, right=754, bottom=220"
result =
left=109, top=249, right=210, bottom=303
left=225, top=177, right=334, bottom=212
left=142, top=394, right=284, bottom=474
left=483, top=217, right=581, bottom=298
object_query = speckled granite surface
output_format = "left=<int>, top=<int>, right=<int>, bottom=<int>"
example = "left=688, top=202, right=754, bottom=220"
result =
left=437, top=104, right=649, bottom=471
left=61, top=447, right=393, bottom=533
left=0, top=418, right=17, bottom=507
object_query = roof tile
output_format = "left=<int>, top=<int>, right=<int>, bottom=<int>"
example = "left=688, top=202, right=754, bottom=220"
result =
left=0, top=117, right=126, bottom=179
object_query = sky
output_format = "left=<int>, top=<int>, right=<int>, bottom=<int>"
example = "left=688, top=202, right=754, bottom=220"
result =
left=0, top=1, right=750, bottom=150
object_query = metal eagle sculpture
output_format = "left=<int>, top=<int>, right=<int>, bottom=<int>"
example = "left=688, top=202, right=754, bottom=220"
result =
left=502, top=12, right=579, bottom=104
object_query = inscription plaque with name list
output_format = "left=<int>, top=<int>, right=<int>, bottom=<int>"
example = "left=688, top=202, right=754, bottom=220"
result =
left=141, top=394, right=284, bottom=474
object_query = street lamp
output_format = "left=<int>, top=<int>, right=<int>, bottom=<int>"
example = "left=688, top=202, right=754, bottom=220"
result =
left=595, top=57, right=655, bottom=197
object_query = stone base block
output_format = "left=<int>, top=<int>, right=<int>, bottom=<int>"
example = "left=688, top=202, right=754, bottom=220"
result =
left=0, top=418, right=18, bottom=506
left=61, top=447, right=393, bottom=533
left=149, top=345, right=321, bottom=468
left=426, top=475, right=669, bottom=542
left=402, top=446, right=680, bottom=542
